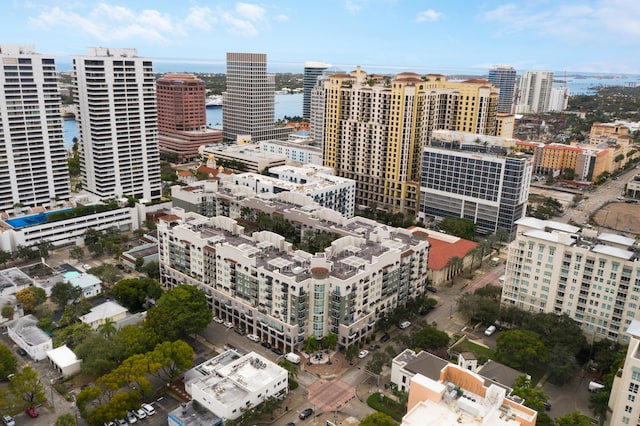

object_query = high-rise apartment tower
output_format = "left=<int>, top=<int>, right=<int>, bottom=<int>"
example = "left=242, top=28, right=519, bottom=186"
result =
left=514, top=71, right=554, bottom=114
left=0, top=44, right=70, bottom=211
left=488, top=65, right=516, bottom=113
left=312, top=67, right=502, bottom=214
left=302, top=61, right=331, bottom=120
left=222, top=52, right=291, bottom=142
left=73, top=48, right=161, bottom=200
left=609, top=321, right=640, bottom=425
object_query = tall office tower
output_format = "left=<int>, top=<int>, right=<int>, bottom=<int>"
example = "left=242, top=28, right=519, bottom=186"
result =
left=302, top=61, right=331, bottom=120
left=222, top=52, right=292, bottom=142
left=0, top=45, right=70, bottom=211
left=419, top=130, right=532, bottom=235
left=73, top=48, right=161, bottom=201
left=609, top=321, right=640, bottom=425
left=312, top=67, right=500, bottom=214
left=488, top=65, right=516, bottom=113
left=156, top=73, right=222, bottom=162
left=502, top=218, right=640, bottom=343
left=514, top=71, right=554, bottom=114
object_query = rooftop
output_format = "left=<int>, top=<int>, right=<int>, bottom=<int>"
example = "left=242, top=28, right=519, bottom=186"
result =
left=46, top=345, right=80, bottom=368
left=7, top=315, right=50, bottom=346
left=79, top=301, right=128, bottom=325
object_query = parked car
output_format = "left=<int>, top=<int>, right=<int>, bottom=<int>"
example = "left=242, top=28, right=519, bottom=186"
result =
left=126, top=411, right=138, bottom=424
left=83, top=264, right=92, bottom=270
left=271, top=347, right=284, bottom=356
left=115, top=419, right=128, bottom=426
left=380, top=333, right=391, bottom=343
left=25, top=407, right=39, bottom=418
left=140, top=403, right=156, bottom=416
left=2, top=415, right=15, bottom=426
left=369, top=344, right=380, bottom=351
left=234, top=328, right=244, bottom=335
left=133, top=408, right=147, bottom=420
left=299, top=408, right=314, bottom=419
left=426, top=286, right=438, bottom=293
left=17, top=348, right=27, bottom=356
left=358, top=350, right=369, bottom=359
left=261, top=341, right=272, bottom=349
left=399, top=321, right=411, bottom=329
left=484, top=325, right=497, bottom=336
left=247, top=334, right=260, bottom=342
left=213, top=317, right=224, bottom=324
left=223, top=321, right=234, bottom=329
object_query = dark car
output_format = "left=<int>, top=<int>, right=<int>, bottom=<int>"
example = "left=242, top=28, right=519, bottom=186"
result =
left=234, top=328, right=245, bottom=335
left=285, top=423, right=296, bottom=426
left=25, top=407, right=38, bottom=418
left=380, top=333, right=391, bottom=343
left=16, top=348, right=27, bottom=357
left=271, top=347, right=284, bottom=356
left=369, top=344, right=380, bottom=351
left=261, top=341, right=272, bottom=349
left=543, top=401, right=552, bottom=411
left=299, top=408, right=314, bottom=419
left=426, top=286, right=438, bottom=293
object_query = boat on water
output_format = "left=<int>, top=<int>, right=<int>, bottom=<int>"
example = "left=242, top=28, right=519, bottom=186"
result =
left=206, top=95, right=223, bottom=108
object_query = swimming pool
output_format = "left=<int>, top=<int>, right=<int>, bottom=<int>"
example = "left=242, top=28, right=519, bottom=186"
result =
left=5, top=209, right=70, bottom=229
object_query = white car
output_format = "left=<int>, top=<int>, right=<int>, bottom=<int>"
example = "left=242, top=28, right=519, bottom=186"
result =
left=133, top=408, right=146, bottom=420
left=223, top=321, right=234, bottom=329
left=399, top=321, right=411, bottom=329
left=126, top=411, right=137, bottom=424
left=140, top=403, right=156, bottom=416
left=82, top=264, right=92, bottom=270
left=213, top=317, right=224, bottom=324
left=358, top=350, right=369, bottom=359
left=484, top=325, right=497, bottom=336
left=247, top=334, right=260, bottom=342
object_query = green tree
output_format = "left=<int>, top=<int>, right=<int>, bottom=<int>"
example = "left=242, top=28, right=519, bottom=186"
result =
left=8, top=366, right=47, bottom=408
left=50, top=281, right=82, bottom=308
left=346, top=345, right=359, bottom=363
left=589, top=389, right=610, bottom=426
left=321, top=333, right=338, bottom=350
left=0, top=344, right=18, bottom=380
left=553, top=411, right=591, bottom=426
left=359, top=412, right=397, bottom=426
left=69, top=246, right=84, bottom=260
left=59, top=299, right=92, bottom=326
left=0, top=250, right=11, bottom=268
left=366, top=352, right=388, bottom=375
left=142, top=261, right=160, bottom=279
left=304, top=335, right=318, bottom=353
left=74, top=333, right=118, bottom=376
left=546, top=345, right=579, bottom=386
left=111, top=278, right=162, bottom=312
left=412, top=325, right=450, bottom=350
left=134, top=257, right=144, bottom=272
left=15, top=287, right=46, bottom=313
left=52, top=322, right=94, bottom=349
left=113, top=325, right=159, bottom=361
left=512, top=375, right=551, bottom=423
left=496, top=330, right=549, bottom=370
left=1, top=304, right=13, bottom=320
left=54, top=413, right=77, bottom=425
left=277, top=359, right=298, bottom=381
left=439, top=217, right=477, bottom=240
left=144, top=285, right=212, bottom=341
left=97, top=317, right=117, bottom=338
left=36, top=317, right=53, bottom=333
left=457, top=292, right=499, bottom=324
left=148, top=340, right=194, bottom=382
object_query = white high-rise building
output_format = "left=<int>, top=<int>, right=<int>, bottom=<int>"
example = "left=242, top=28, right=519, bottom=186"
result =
left=0, top=44, right=70, bottom=210
left=548, top=87, right=569, bottom=112
left=609, top=321, right=640, bottom=425
left=514, top=71, right=554, bottom=114
left=73, top=48, right=161, bottom=201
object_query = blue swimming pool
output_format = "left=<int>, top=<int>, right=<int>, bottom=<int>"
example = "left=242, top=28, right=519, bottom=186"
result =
left=5, top=209, right=70, bottom=229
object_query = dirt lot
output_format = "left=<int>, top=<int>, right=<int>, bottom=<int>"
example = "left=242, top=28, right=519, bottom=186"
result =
left=593, top=202, right=640, bottom=235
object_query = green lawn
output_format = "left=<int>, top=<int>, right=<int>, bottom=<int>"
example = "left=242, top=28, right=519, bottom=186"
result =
left=453, top=340, right=496, bottom=361
left=367, top=393, right=404, bottom=423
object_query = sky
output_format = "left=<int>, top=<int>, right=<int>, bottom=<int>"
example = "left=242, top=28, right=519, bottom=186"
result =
left=1, top=0, right=640, bottom=75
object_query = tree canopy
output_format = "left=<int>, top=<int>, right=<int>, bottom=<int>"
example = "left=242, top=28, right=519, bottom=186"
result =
left=144, top=284, right=212, bottom=341
left=50, top=281, right=82, bottom=308
left=359, top=412, right=397, bottom=426
left=0, top=343, right=17, bottom=379
left=439, top=217, right=477, bottom=240
left=496, top=329, right=549, bottom=371
left=111, top=278, right=163, bottom=312
left=8, top=366, right=47, bottom=408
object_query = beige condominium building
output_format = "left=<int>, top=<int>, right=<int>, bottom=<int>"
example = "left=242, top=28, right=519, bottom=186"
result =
left=311, top=67, right=508, bottom=215
left=502, top=217, right=640, bottom=343
left=158, top=209, right=429, bottom=353
left=609, top=320, right=640, bottom=425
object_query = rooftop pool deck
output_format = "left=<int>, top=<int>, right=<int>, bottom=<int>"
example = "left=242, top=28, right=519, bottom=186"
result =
left=5, top=209, right=70, bottom=229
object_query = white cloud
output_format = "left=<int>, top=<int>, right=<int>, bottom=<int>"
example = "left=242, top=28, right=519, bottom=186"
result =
left=346, top=0, right=368, bottom=13
left=416, top=9, right=443, bottom=23
left=236, top=2, right=266, bottom=22
left=275, top=14, right=289, bottom=22
left=481, top=1, right=640, bottom=43
left=185, top=6, right=217, bottom=30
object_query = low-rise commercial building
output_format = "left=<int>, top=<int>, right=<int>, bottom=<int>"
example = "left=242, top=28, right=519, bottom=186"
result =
left=259, top=136, right=323, bottom=166
left=199, top=142, right=286, bottom=174
left=6, top=315, right=52, bottom=361
left=183, top=350, right=287, bottom=421
left=46, top=345, right=82, bottom=377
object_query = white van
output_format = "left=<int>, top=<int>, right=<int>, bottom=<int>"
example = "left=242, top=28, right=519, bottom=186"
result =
left=284, top=352, right=300, bottom=364
left=588, top=381, right=605, bottom=392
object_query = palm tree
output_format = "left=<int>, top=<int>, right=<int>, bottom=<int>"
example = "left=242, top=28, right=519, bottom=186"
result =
left=446, top=256, right=464, bottom=285
left=477, top=238, right=493, bottom=267
left=589, top=389, right=610, bottom=426
left=277, top=359, right=298, bottom=381
left=97, top=317, right=117, bottom=338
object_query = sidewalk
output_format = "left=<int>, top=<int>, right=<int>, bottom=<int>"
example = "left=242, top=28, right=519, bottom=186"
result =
left=302, top=350, right=350, bottom=380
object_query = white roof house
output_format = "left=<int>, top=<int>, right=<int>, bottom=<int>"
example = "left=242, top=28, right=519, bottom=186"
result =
left=6, top=314, right=52, bottom=361
left=65, top=273, right=102, bottom=298
left=79, top=301, right=128, bottom=329
left=46, top=345, right=81, bottom=377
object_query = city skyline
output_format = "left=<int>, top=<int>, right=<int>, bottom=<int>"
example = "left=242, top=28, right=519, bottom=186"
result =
left=1, top=0, right=639, bottom=74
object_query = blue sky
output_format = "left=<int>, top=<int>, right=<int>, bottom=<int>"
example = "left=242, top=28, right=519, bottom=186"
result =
left=2, top=0, right=640, bottom=74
